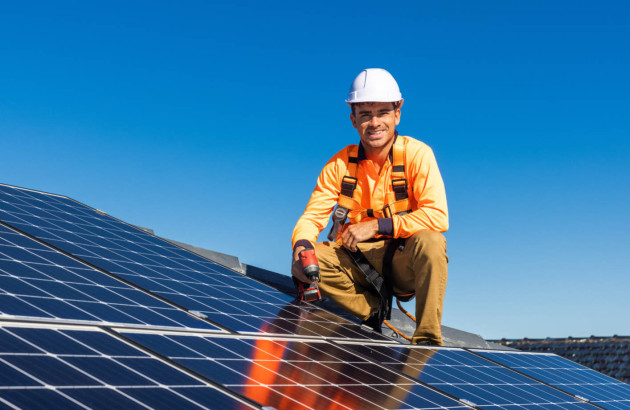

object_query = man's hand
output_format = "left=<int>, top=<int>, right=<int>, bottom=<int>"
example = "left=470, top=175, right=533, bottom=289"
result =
left=291, top=246, right=311, bottom=283
left=341, top=219, right=379, bottom=252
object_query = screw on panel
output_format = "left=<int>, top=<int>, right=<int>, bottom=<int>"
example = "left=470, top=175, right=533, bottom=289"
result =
left=189, top=310, right=208, bottom=319
left=460, top=398, right=478, bottom=408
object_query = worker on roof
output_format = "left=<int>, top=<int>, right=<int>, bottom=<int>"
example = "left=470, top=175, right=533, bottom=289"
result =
left=291, top=68, right=449, bottom=346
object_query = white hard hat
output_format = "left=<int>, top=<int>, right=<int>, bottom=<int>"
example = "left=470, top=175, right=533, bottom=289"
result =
left=346, top=68, right=402, bottom=103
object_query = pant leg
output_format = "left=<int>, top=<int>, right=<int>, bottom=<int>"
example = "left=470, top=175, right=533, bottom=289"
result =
left=314, top=241, right=385, bottom=321
left=391, top=231, right=448, bottom=345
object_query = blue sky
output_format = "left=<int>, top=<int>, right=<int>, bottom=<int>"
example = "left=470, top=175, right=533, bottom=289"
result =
left=1, top=1, right=628, bottom=340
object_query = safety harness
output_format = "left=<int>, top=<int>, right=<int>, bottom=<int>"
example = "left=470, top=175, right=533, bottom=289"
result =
left=327, top=136, right=415, bottom=333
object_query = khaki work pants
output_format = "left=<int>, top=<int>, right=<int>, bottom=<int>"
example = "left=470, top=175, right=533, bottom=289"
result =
left=314, top=230, right=448, bottom=345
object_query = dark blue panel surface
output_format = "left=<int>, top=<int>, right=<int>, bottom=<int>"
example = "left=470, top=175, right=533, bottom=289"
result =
left=59, top=388, right=148, bottom=410
left=0, top=326, right=253, bottom=410
left=0, top=389, right=85, bottom=410
left=344, top=343, right=596, bottom=409
left=122, top=331, right=468, bottom=410
left=0, top=224, right=219, bottom=331
left=475, top=349, right=630, bottom=409
left=0, top=183, right=387, bottom=341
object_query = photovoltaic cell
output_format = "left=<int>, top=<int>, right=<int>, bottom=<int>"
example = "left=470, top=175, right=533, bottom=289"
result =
left=0, top=325, right=253, bottom=410
left=120, top=331, right=469, bottom=410
left=474, top=349, right=630, bottom=409
left=341, top=343, right=598, bottom=409
left=0, top=224, right=220, bottom=331
left=0, top=183, right=386, bottom=341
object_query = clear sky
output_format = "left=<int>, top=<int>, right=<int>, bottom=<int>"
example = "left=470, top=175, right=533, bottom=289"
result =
left=1, top=1, right=628, bottom=340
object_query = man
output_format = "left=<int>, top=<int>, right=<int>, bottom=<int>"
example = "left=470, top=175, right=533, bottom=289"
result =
left=291, top=68, right=448, bottom=346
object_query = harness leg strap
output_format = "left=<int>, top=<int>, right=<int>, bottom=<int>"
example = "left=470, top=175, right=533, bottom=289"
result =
left=343, top=247, right=392, bottom=333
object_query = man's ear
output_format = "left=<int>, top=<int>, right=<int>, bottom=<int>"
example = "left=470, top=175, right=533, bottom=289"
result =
left=350, top=112, right=358, bottom=129
left=394, top=99, right=404, bottom=126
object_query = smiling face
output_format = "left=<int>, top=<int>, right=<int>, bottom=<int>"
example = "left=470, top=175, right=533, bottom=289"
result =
left=350, top=101, right=402, bottom=155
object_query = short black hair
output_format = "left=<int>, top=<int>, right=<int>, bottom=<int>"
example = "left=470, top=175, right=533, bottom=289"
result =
left=350, top=101, right=401, bottom=115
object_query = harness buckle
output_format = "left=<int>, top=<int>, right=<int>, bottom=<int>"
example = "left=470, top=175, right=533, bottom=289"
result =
left=327, top=206, right=349, bottom=241
left=383, top=204, right=393, bottom=218
left=392, top=178, right=408, bottom=201
left=340, top=176, right=357, bottom=198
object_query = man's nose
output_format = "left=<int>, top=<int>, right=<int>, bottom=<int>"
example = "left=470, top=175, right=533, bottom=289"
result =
left=368, top=115, right=381, bottom=127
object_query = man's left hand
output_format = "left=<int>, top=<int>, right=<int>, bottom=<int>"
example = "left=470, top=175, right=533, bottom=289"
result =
left=341, top=219, right=379, bottom=252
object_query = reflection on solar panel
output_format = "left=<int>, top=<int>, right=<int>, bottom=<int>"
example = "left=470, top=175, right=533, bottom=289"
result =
left=0, top=325, right=254, bottom=409
left=474, top=349, right=630, bottom=409
left=0, top=224, right=220, bottom=330
left=341, top=342, right=597, bottom=409
left=119, top=331, right=468, bottom=410
left=1, top=182, right=629, bottom=409
left=0, top=183, right=384, bottom=341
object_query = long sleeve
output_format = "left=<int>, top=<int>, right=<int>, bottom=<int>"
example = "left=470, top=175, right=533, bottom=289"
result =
left=391, top=141, right=449, bottom=237
left=291, top=148, right=350, bottom=249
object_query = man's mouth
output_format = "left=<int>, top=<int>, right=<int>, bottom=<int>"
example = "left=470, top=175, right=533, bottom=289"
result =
left=367, top=130, right=385, bottom=138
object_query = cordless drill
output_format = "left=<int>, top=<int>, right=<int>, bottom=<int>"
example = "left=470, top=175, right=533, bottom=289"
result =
left=294, top=249, right=321, bottom=302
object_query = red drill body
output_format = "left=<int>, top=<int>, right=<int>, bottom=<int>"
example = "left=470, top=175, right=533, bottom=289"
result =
left=296, top=249, right=321, bottom=302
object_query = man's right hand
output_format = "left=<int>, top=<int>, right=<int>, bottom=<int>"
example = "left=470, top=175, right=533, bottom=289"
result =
left=291, top=246, right=311, bottom=283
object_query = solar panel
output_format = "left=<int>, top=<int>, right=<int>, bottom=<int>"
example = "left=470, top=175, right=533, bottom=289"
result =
left=2, top=182, right=630, bottom=409
left=0, top=224, right=221, bottom=331
left=0, top=324, right=255, bottom=409
left=0, top=183, right=385, bottom=341
left=340, top=342, right=598, bottom=409
left=473, top=349, right=630, bottom=409
left=119, top=330, right=470, bottom=410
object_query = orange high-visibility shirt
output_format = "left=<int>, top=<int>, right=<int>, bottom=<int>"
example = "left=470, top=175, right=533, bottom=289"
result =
left=292, top=135, right=448, bottom=249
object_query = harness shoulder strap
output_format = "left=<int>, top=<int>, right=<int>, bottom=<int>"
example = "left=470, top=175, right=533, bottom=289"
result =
left=337, top=145, right=361, bottom=211
left=328, top=145, right=360, bottom=241
left=341, top=145, right=359, bottom=191
left=391, top=137, right=408, bottom=202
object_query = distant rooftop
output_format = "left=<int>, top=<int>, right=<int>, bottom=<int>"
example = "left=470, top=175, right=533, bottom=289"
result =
left=495, top=336, right=630, bottom=384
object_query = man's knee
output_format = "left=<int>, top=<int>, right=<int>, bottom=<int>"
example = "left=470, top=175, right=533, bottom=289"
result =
left=406, top=230, right=447, bottom=262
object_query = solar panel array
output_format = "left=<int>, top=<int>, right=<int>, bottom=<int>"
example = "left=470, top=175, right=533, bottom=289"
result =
left=1, top=182, right=629, bottom=409
left=341, top=342, right=597, bottom=409
left=474, top=349, right=630, bottom=409
left=0, top=325, right=250, bottom=409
